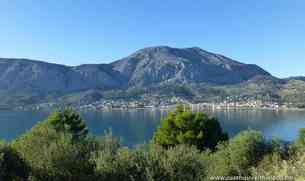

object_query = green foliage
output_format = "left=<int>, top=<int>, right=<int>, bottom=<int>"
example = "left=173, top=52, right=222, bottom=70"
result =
left=93, top=147, right=148, bottom=181
left=156, top=145, right=206, bottom=181
left=30, top=134, right=96, bottom=181
left=252, top=152, right=305, bottom=180
left=289, top=128, right=305, bottom=155
left=207, top=130, right=268, bottom=176
left=153, top=105, right=228, bottom=150
left=279, top=80, right=305, bottom=105
left=0, top=142, right=29, bottom=181
left=48, top=108, right=88, bottom=142
left=94, top=130, right=121, bottom=154
left=227, top=130, right=267, bottom=174
left=296, top=128, right=305, bottom=148
left=250, top=152, right=283, bottom=176
left=246, top=138, right=289, bottom=177
left=93, top=144, right=206, bottom=181
left=11, top=121, right=59, bottom=168
left=1, top=109, right=304, bottom=180
left=12, top=112, right=96, bottom=181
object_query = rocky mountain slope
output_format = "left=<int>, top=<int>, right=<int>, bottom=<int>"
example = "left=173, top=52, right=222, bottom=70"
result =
left=111, top=46, right=271, bottom=86
left=0, top=59, right=123, bottom=92
left=0, top=46, right=303, bottom=107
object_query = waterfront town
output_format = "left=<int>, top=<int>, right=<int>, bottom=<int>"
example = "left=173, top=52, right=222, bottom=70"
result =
left=15, top=95, right=302, bottom=111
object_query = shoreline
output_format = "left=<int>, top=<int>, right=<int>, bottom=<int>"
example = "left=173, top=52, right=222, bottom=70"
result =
left=7, top=104, right=305, bottom=112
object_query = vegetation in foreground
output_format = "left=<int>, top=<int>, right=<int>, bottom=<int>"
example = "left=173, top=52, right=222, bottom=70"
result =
left=0, top=107, right=304, bottom=181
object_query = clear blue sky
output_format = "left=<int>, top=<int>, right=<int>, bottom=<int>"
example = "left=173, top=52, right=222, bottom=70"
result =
left=0, top=0, right=304, bottom=77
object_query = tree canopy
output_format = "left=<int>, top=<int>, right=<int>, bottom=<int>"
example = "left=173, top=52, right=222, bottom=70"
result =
left=48, top=108, right=89, bottom=142
left=153, top=105, right=228, bottom=150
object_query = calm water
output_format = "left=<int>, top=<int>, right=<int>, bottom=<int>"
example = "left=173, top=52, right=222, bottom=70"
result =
left=0, top=109, right=305, bottom=146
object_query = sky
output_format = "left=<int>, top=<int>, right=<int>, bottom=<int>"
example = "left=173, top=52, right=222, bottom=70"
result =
left=0, top=0, right=304, bottom=78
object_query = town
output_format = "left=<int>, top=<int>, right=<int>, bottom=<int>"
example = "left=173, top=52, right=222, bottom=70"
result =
left=16, top=95, right=302, bottom=111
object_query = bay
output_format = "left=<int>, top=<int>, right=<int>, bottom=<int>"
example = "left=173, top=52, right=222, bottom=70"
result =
left=0, top=109, right=304, bottom=146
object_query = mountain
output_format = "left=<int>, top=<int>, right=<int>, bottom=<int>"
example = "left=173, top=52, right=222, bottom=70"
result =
left=0, top=46, right=299, bottom=107
left=111, top=46, right=271, bottom=86
left=0, top=59, right=124, bottom=92
left=0, top=59, right=123, bottom=106
left=284, top=76, right=305, bottom=82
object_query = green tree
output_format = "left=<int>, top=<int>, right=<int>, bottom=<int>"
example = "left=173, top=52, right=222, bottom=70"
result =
left=12, top=113, right=96, bottom=181
left=152, top=105, right=228, bottom=150
left=48, top=108, right=88, bottom=142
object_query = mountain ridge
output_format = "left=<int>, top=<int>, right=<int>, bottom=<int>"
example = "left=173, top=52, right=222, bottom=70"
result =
left=111, top=46, right=271, bottom=86
left=0, top=46, right=303, bottom=107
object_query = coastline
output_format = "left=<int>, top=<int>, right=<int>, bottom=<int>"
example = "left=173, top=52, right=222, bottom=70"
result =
left=9, top=103, right=305, bottom=112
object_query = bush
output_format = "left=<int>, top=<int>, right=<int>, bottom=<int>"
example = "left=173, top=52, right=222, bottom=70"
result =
left=250, top=152, right=283, bottom=176
left=207, top=130, right=268, bottom=176
left=0, top=142, right=29, bottom=181
left=252, top=152, right=305, bottom=180
left=289, top=128, right=305, bottom=154
left=94, top=147, right=148, bottom=181
left=93, top=143, right=207, bottom=181
left=93, top=130, right=121, bottom=155
left=156, top=145, right=206, bottom=181
left=153, top=105, right=228, bottom=150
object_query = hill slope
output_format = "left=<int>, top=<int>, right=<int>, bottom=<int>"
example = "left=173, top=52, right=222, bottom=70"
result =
left=0, top=46, right=299, bottom=107
left=111, top=46, right=271, bottom=86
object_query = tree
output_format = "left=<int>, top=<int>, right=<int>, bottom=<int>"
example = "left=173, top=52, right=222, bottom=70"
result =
left=152, top=105, right=228, bottom=150
left=12, top=112, right=96, bottom=180
left=48, top=108, right=88, bottom=142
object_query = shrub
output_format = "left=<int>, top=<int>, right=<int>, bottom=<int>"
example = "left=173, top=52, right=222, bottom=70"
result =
left=95, top=147, right=148, bottom=181
left=207, top=130, right=268, bottom=176
left=156, top=145, right=206, bottom=181
left=144, top=144, right=207, bottom=181
left=0, top=142, right=29, bottom=181
left=250, top=152, right=283, bottom=176
left=289, top=128, right=305, bottom=154
left=93, top=130, right=121, bottom=155
left=93, top=143, right=207, bottom=181
left=252, top=152, right=305, bottom=180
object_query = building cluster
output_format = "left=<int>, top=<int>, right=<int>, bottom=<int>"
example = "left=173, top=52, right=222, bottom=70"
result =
left=16, top=96, right=189, bottom=111
left=15, top=95, right=302, bottom=111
